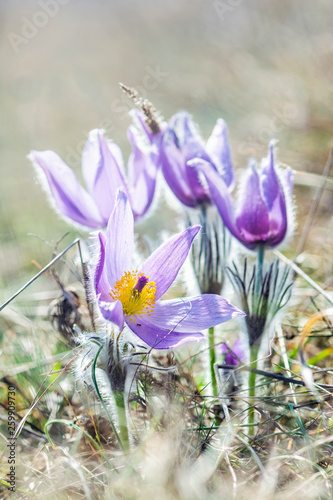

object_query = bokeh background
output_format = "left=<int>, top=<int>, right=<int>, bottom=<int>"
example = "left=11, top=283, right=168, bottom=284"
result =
left=1, top=0, right=333, bottom=294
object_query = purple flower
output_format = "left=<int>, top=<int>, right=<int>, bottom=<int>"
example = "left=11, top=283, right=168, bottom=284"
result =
left=93, top=189, right=245, bottom=349
left=29, top=129, right=157, bottom=229
left=161, top=112, right=235, bottom=208
left=221, top=339, right=246, bottom=366
left=196, top=142, right=294, bottom=250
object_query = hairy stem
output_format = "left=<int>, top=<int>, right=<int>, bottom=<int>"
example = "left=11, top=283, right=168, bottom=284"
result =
left=208, top=326, right=218, bottom=398
left=92, top=345, right=123, bottom=450
left=114, top=391, right=130, bottom=451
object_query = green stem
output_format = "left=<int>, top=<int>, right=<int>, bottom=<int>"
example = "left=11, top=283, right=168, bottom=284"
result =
left=248, top=344, right=259, bottom=436
left=245, top=246, right=266, bottom=437
left=114, top=391, right=130, bottom=451
left=248, top=247, right=264, bottom=437
left=208, top=327, right=218, bottom=398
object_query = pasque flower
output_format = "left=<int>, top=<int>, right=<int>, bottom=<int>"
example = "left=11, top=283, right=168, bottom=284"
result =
left=93, top=189, right=245, bottom=349
left=196, top=142, right=294, bottom=250
left=161, top=112, right=235, bottom=208
left=30, top=129, right=157, bottom=229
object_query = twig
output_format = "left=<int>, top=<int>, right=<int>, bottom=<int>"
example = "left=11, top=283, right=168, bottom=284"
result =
left=0, top=238, right=80, bottom=312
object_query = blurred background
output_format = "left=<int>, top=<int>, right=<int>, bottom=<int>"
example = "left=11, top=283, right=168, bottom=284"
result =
left=1, top=0, right=333, bottom=293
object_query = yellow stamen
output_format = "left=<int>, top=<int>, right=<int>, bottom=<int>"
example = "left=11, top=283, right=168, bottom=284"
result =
left=109, top=271, right=156, bottom=320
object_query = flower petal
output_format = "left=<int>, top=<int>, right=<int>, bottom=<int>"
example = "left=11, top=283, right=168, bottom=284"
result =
left=169, top=112, right=197, bottom=145
left=260, top=145, right=287, bottom=245
left=260, top=144, right=283, bottom=210
left=130, top=109, right=155, bottom=144
left=161, top=133, right=197, bottom=207
left=105, top=189, right=134, bottom=289
left=221, top=339, right=246, bottom=366
left=195, top=159, right=247, bottom=244
left=129, top=110, right=167, bottom=168
left=144, top=295, right=245, bottom=332
left=94, top=232, right=110, bottom=301
left=170, top=111, right=211, bottom=164
left=127, top=127, right=157, bottom=219
left=206, top=119, right=235, bottom=190
left=236, top=161, right=270, bottom=245
left=163, top=112, right=213, bottom=206
left=98, top=298, right=124, bottom=330
left=81, top=131, right=128, bottom=223
left=173, top=114, right=214, bottom=205
left=131, top=164, right=157, bottom=219
left=139, top=226, right=201, bottom=300
left=30, top=150, right=103, bottom=228
left=282, top=165, right=294, bottom=195
left=128, top=316, right=205, bottom=349
left=185, top=161, right=211, bottom=204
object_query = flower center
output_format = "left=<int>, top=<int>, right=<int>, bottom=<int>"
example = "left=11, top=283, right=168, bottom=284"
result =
left=109, top=271, right=156, bottom=319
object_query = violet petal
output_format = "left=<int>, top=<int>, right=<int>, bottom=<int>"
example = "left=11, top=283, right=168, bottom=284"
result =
left=185, top=160, right=211, bottom=204
left=105, top=189, right=134, bottom=290
left=98, top=298, right=124, bottom=330
left=94, top=232, right=110, bottom=301
left=195, top=159, right=247, bottom=244
left=235, top=161, right=270, bottom=245
left=139, top=226, right=201, bottom=300
left=81, top=131, right=128, bottom=224
left=130, top=109, right=155, bottom=144
left=260, top=145, right=287, bottom=245
left=128, top=316, right=205, bottom=349
left=206, top=119, right=235, bottom=190
left=221, top=339, right=246, bottom=366
left=30, top=150, right=103, bottom=228
left=127, top=127, right=157, bottom=218
left=169, top=112, right=197, bottom=145
left=161, top=135, right=197, bottom=207
left=144, top=295, right=245, bottom=333
left=283, top=165, right=294, bottom=195
left=171, top=112, right=211, bottom=165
